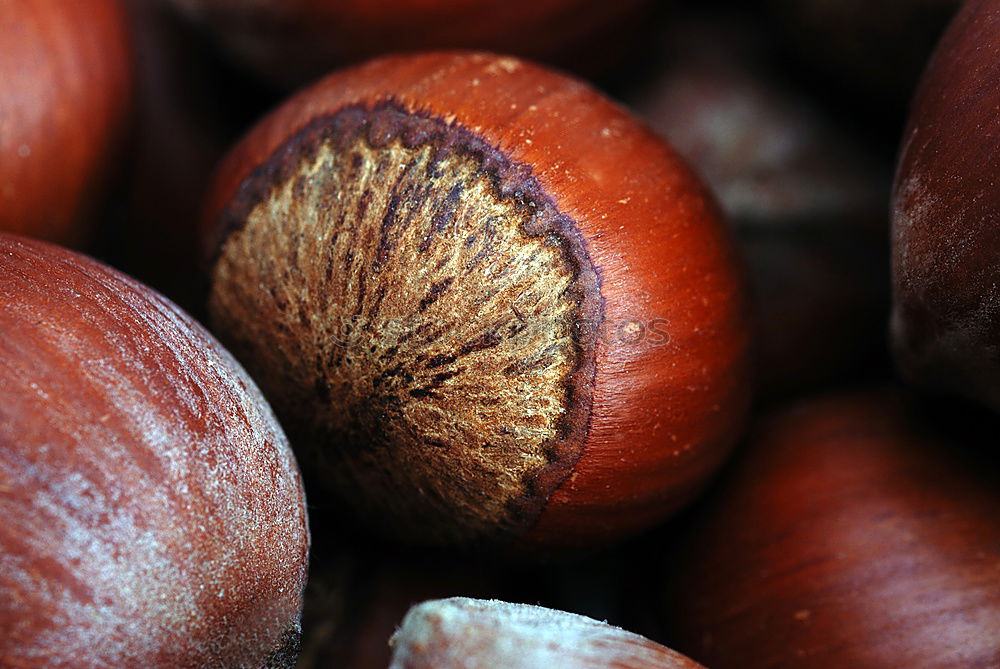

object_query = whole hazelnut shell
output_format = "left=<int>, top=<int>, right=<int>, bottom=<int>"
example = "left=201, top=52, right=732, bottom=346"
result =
left=203, top=52, right=752, bottom=551
left=891, top=0, right=1000, bottom=412
left=0, top=233, right=309, bottom=667
left=0, top=0, right=133, bottom=246
left=663, top=389, right=1000, bottom=667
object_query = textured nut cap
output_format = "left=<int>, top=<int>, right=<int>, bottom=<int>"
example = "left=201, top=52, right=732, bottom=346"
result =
left=665, top=389, right=1000, bottom=667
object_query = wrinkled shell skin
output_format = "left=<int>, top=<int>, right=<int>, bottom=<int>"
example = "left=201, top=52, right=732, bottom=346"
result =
left=664, top=390, right=1000, bottom=667
left=891, top=0, right=1000, bottom=411
left=0, top=0, right=133, bottom=246
left=204, top=52, right=752, bottom=551
left=0, top=234, right=309, bottom=668
left=168, top=0, right=648, bottom=84
left=389, top=598, right=704, bottom=669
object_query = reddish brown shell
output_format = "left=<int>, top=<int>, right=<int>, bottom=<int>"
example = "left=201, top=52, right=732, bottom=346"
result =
left=0, top=0, right=133, bottom=246
left=168, top=0, right=648, bottom=84
left=664, top=389, right=1000, bottom=667
left=0, top=234, right=309, bottom=667
left=891, top=0, right=1000, bottom=411
left=204, top=52, right=752, bottom=550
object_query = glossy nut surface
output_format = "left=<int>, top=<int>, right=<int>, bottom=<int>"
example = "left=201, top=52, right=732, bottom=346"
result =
left=0, top=233, right=309, bottom=667
left=0, top=0, right=133, bottom=246
left=203, top=52, right=752, bottom=551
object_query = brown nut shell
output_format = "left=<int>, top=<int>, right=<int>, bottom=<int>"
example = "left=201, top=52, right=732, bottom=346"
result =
left=663, top=389, right=1000, bottom=667
left=0, top=233, right=309, bottom=667
left=203, top=52, right=752, bottom=551
left=891, top=0, right=1000, bottom=412
left=0, top=0, right=133, bottom=246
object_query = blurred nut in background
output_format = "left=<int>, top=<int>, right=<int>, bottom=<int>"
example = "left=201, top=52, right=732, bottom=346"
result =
left=166, top=0, right=653, bottom=86
left=0, top=0, right=133, bottom=247
left=662, top=389, right=1000, bottom=667
left=389, top=597, right=705, bottom=669
left=202, top=51, right=752, bottom=552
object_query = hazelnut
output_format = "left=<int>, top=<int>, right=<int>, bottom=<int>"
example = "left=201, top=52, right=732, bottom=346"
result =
left=891, top=0, right=1000, bottom=412
left=0, top=233, right=309, bottom=667
left=0, top=0, right=133, bottom=246
left=203, top=52, right=752, bottom=551
left=663, top=389, right=1000, bottom=667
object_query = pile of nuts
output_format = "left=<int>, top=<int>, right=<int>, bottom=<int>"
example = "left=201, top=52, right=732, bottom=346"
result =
left=1, top=0, right=997, bottom=667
